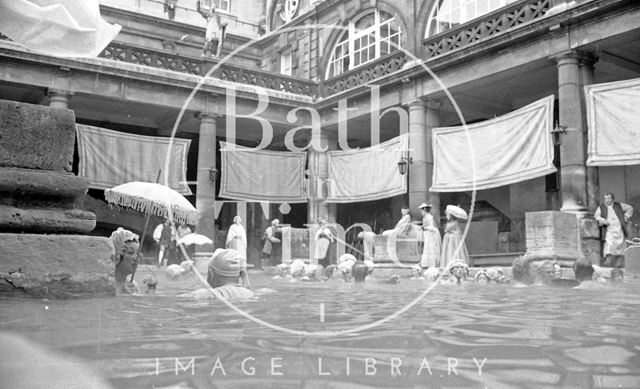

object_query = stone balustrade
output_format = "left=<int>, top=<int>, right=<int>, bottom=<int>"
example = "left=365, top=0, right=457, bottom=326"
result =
left=100, top=42, right=319, bottom=97
left=321, top=51, right=408, bottom=96
left=422, top=0, right=552, bottom=59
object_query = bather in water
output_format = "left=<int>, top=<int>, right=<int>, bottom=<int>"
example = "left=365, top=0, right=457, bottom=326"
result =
left=179, top=248, right=255, bottom=300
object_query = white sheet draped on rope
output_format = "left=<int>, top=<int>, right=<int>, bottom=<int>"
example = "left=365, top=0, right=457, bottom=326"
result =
left=586, top=77, right=640, bottom=166
left=431, top=95, right=556, bottom=192
left=219, top=142, right=307, bottom=203
left=0, top=0, right=121, bottom=58
left=76, top=124, right=192, bottom=195
left=326, top=134, right=408, bottom=203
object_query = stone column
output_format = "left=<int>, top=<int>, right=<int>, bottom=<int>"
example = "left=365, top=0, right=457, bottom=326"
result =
left=407, top=100, right=428, bottom=221
left=48, top=89, right=71, bottom=109
left=195, top=112, right=219, bottom=242
left=425, top=99, right=442, bottom=224
left=307, top=131, right=337, bottom=224
left=580, top=56, right=599, bottom=212
left=555, top=51, right=590, bottom=214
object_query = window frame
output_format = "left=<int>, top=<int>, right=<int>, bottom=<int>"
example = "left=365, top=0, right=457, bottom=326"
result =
left=280, top=49, right=293, bottom=76
left=326, top=9, right=402, bottom=79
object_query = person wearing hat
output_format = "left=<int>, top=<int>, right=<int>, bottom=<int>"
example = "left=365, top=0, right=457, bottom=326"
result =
left=439, top=205, right=470, bottom=268
left=475, top=269, right=491, bottom=285
left=205, top=248, right=254, bottom=299
left=418, top=203, right=441, bottom=269
left=109, top=227, right=141, bottom=294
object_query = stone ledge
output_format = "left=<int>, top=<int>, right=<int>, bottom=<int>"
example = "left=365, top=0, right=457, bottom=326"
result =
left=0, top=206, right=96, bottom=234
left=0, top=272, right=114, bottom=299
left=0, top=99, right=75, bottom=172
left=0, top=233, right=115, bottom=298
left=0, top=167, right=89, bottom=200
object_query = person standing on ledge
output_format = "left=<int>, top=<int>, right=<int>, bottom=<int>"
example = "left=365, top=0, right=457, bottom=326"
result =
left=594, top=193, right=634, bottom=268
left=226, top=216, right=247, bottom=268
left=261, top=218, right=281, bottom=269
left=419, top=202, right=441, bottom=269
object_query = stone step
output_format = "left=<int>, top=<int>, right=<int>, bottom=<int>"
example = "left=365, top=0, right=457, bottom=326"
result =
left=0, top=99, right=75, bottom=172
left=0, top=233, right=114, bottom=298
left=0, top=205, right=96, bottom=234
left=469, top=252, right=523, bottom=267
left=0, top=167, right=89, bottom=201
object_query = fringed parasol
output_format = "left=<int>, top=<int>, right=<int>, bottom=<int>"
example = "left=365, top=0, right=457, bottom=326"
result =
left=105, top=182, right=198, bottom=225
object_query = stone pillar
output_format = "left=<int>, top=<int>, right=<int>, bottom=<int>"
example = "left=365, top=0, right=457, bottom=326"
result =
left=195, top=112, right=219, bottom=242
left=407, top=100, right=428, bottom=221
left=307, top=131, right=337, bottom=224
left=555, top=51, right=591, bottom=214
left=425, top=99, right=442, bottom=224
left=579, top=56, right=599, bottom=213
left=48, top=89, right=71, bottom=109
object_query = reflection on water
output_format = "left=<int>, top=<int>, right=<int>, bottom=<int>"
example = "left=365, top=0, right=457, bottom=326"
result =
left=1, top=268, right=640, bottom=389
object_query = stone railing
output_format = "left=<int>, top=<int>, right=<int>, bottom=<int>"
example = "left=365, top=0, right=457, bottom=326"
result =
left=321, top=51, right=408, bottom=96
left=422, top=0, right=552, bottom=59
left=99, top=42, right=318, bottom=97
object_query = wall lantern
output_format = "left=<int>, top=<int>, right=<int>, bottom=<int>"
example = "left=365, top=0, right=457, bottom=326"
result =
left=551, top=121, right=567, bottom=146
left=208, top=167, right=218, bottom=182
left=397, top=150, right=413, bottom=175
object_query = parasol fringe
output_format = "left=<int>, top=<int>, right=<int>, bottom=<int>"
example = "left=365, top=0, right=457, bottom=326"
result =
left=105, top=189, right=198, bottom=225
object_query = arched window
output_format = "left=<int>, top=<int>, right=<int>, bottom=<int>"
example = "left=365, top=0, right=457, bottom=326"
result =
left=327, top=10, right=402, bottom=78
left=425, top=0, right=518, bottom=37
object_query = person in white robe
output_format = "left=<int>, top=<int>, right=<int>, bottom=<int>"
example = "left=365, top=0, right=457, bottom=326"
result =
left=226, top=216, right=247, bottom=268
left=418, top=203, right=441, bottom=268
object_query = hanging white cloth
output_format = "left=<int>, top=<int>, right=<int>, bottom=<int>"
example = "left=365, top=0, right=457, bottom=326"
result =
left=586, top=77, right=640, bottom=166
left=326, top=134, right=408, bottom=203
left=431, top=96, right=556, bottom=192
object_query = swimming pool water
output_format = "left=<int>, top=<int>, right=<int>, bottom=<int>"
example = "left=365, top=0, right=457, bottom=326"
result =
left=1, top=268, right=639, bottom=389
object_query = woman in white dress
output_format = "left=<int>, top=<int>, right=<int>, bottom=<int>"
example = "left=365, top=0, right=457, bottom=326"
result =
left=226, top=216, right=247, bottom=267
left=439, top=205, right=470, bottom=268
left=418, top=203, right=441, bottom=268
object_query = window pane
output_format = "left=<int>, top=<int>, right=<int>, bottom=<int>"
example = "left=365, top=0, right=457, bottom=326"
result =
left=381, top=41, right=389, bottom=55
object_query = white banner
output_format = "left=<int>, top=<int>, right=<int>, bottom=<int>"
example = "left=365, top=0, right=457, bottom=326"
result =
left=219, top=142, right=307, bottom=203
left=326, top=134, right=408, bottom=203
left=431, top=95, right=556, bottom=192
left=586, top=77, right=640, bottom=166
left=76, top=124, right=192, bottom=195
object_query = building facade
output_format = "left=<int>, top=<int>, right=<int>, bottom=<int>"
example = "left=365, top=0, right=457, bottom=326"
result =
left=1, top=0, right=639, bottom=265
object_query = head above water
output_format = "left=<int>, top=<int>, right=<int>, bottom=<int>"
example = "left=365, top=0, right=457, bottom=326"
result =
left=207, top=248, right=242, bottom=288
left=448, top=260, right=469, bottom=280
left=352, top=261, right=369, bottom=282
left=475, top=270, right=490, bottom=285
